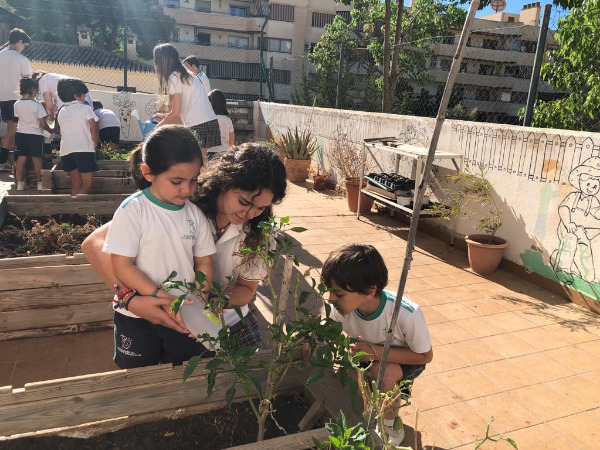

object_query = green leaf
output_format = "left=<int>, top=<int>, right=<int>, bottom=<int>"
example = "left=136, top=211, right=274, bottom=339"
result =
left=207, top=369, right=216, bottom=397
left=249, top=376, right=262, bottom=394
left=225, top=384, right=236, bottom=407
left=393, top=416, right=403, bottom=431
left=505, top=437, right=519, bottom=449
left=305, top=368, right=325, bottom=386
left=205, top=358, right=225, bottom=370
left=170, top=294, right=185, bottom=315
left=183, top=355, right=201, bottom=381
left=290, top=226, right=308, bottom=232
left=195, top=271, right=206, bottom=284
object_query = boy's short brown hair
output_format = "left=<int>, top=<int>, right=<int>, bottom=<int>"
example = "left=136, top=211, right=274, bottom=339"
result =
left=322, top=244, right=388, bottom=295
left=9, top=28, right=31, bottom=45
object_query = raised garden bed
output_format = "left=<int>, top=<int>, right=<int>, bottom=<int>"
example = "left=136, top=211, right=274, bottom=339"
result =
left=45, top=160, right=135, bottom=195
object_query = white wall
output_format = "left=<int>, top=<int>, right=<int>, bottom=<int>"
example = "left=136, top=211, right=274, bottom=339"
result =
left=256, top=102, right=600, bottom=303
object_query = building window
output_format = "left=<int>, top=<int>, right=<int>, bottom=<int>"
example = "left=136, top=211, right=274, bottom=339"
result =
left=482, top=39, right=498, bottom=50
left=504, top=65, right=532, bottom=78
left=442, top=35, right=454, bottom=45
left=228, top=36, right=249, bottom=49
left=196, top=32, right=210, bottom=46
left=336, top=11, right=351, bottom=22
left=127, top=38, right=134, bottom=45
left=475, top=88, right=492, bottom=101
left=195, top=0, right=210, bottom=12
left=479, top=64, right=495, bottom=76
left=230, top=6, right=248, bottom=17
left=459, top=62, right=467, bottom=73
left=441, top=59, right=452, bottom=71
left=507, top=16, right=515, bottom=22
left=172, top=28, right=180, bottom=42
left=164, top=0, right=179, bottom=8
left=520, top=41, right=536, bottom=53
left=271, top=4, right=294, bottom=22
left=81, top=32, right=88, bottom=40
left=511, top=91, right=528, bottom=103
left=312, top=12, right=335, bottom=28
left=260, top=37, right=292, bottom=53
left=430, top=55, right=438, bottom=68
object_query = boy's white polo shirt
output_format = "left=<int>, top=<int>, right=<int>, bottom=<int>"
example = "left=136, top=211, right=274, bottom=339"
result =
left=0, top=49, right=31, bottom=101
left=210, top=221, right=267, bottom=326
left=39, top=73, right=93, bottom=109
left=57, top=101, right=97, bottom=155
left=14, top=99, right=47, bottom=135
left=104, top=189, right=216, bottom=319
left=330, top=290, right=432, bottom=354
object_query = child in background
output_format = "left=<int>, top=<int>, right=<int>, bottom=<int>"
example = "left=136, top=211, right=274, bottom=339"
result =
left=56, top=78, right=99, bottom=197
left=103, top=125, right=215, bottom=369
left=205, top=89, right=234, bottom=163
left=321, top=244, right=433, bottom=446
left=13, top=77, right=53, bottom=191
left=92, top=101, right=121, bottom=146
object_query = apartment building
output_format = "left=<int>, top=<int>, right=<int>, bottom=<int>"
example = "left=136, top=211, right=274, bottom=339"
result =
left=161, top=0, right=351, bottom=102
left=427, top=2, right=560, bottom=124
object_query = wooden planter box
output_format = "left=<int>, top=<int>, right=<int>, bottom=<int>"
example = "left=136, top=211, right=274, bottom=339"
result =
left=0, top=253, right=113, bottom=341
left=3, top=193, right=129, bottom=218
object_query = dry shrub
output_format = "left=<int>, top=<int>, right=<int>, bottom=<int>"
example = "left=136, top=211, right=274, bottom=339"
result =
left=328, top=128, right=374, bottom=181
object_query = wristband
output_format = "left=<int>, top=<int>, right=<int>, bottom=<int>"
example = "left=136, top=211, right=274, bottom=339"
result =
left=113, top=284, right=138, bottom=309
left=150, top=286, right=160, bottom=298
left=124, top=292, right=138, bottom=310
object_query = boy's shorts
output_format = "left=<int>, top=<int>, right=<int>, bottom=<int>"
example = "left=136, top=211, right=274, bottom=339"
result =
left=99, top=127, right=120, bottom=145
left=113, top=312, right=214, bottom=369
left=360, top=361, right=426, bottom=382
left=0, top=100, right=17, bottom=122
left=61, top=152, right=100, bottom=173
left=15, top=133, right=44, bottom=158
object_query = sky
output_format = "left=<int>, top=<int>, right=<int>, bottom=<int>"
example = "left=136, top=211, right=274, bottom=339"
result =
left=474, top=0, right=569, bottom=25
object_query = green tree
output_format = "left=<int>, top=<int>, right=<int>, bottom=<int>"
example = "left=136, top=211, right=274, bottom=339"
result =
left=7, top=0, right=174, bottom=59
left=317, top=0, right=468, bottom=113
left=528, top=1, right=600, bottom=131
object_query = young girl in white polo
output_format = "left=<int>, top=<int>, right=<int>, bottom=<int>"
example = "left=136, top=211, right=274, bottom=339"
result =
left=103, top=125, right=215, bottom=369
left=13, top=77, right=53, bottom=191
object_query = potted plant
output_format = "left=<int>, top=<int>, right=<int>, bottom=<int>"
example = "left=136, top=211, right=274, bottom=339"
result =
left=309, top=165, right=331, bottom=191
left=425, top=164, right=507, bottom=275
left=328, top=129, right=374, bottom=214
left=277, top=127, right=318, bottom=183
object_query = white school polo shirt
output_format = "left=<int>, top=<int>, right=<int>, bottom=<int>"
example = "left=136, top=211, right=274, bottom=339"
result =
left=39, top=73, right=93, bottom=110
left=167, top=71, right=216, bottom=128
left=104, top=189, right=216, bottom=319
left=198, top=72, right=211, bottom=93
left=210, top=221, right=267, bottom=326
left=57, top=101, right=98, bottom=155
left=0, top=49, right=31, bottom=101
left=94, top=108, right=121, bottom=129
left=14, top=99, right=47, bottom=135
left=330, top=290, right=432, bottom=354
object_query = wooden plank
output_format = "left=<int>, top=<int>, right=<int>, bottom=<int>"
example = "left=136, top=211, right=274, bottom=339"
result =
left=0, top=253, right=88, bottom=270
left=97, top=161, right=130, bottom=170
left=228, top=427, right=329, bottom=450
left=0, top=191, right=7, bottom=229
left=300, top=368, right=363, bottom=425
left=52, top=176, right=136, bottom=193
left=0, top=301, right=113, bottom=333
left=0, top=366, right=301, bottom=436
left=7, top=195, right=126, bottom=216
left=0, top=264, right=101, bottom=291
left=0, top=283, right=110, bottom=311
left=0, top=321, right=112, bottom=342
left=52, top=169, right=131, bottom=181
left=297, top=400, right=326, bottom=432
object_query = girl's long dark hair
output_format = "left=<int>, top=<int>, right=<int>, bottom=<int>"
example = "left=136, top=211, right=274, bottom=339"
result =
left=130, top=125, right=202, bottom=189
left=208, top=89, right=229, bottom=116
left=153, top=43, right=192, bottom=102
left=193, top=143, right=287, bottom=249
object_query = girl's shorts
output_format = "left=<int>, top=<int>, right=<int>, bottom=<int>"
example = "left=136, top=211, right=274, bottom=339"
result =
left=15, top=133, right=44, bottom=158
left=190, top=119, right=221, bottom=148
left=61, top=152, right=100, bottom=173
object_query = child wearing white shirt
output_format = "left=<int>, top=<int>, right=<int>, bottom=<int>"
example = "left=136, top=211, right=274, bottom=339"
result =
left=13, top=78, right=53, bottom=191
left=56, top=78, right=99, bottom=197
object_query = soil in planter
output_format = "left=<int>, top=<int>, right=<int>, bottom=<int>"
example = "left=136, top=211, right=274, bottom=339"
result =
left=0, top=213, right=111, bottom=258
left=0, top=392, right=317, bottom=450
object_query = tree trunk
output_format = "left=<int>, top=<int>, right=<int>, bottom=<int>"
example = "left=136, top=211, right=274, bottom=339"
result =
left=382, top=0, right=392, bottom=113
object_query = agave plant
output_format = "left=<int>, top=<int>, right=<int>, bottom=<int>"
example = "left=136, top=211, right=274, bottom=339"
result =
left=278, top=127, right=319, bottom=160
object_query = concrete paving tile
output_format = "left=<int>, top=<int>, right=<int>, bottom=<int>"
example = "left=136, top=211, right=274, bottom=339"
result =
left=421, top=275, right=465, bottom=289
left=425, top=344, right=470, bottom=375
left=400, top=412, right=450, bottom=450
left=421, top=305, right=450, bottom=325
left=428, top=262, right=468, bottom=275
left=461, top=298, right=509, bottom=316
left=466, top=391, right=536, bottom=435
left=545, top=345, right=600, bottom=371
left=410, top=374, right=463, bottom=412
left=543, top=322, right=599, bottom=345
left=432, top=303, right=481, bottom=321
left=507, top=383, right=580, bottom=422
left=502, top=423, right=576, bottom=450
left=575, top=340, right=600, bottom=359
left=445, top=339, right=504, bottom=366
left=437, top=367, right=500, bottom=401
left=447, top=271, right=488, bottom=286
left=511, top=326, right=567, bottom=351
left=510, top=352, right=576, bottom=383
left=485, top=311, right=537, bottom=333
left=419, top=401, right=489, bottom=448
left=453, top=316, right=506, bottom=338
left=548, top=409, right=600, bottom=449
left=479, top=333, right=538, bottom=359
left=474, top=359, right=540, bottom=392
left=428, top=321, right=476, bottom=345
left=513, top=306, right=567, bottom=326
left=546, top=374, right=600, bottom=411
left=439, top=285, right=488, bottom=301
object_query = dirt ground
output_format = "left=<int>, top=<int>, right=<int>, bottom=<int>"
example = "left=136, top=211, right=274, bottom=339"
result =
left=0, top=393, right=316, bottom=450
left=0, top=213, right=110, bottom=258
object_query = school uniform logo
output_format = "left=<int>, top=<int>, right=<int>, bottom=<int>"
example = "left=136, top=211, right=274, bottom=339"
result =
left=121, top=335, right=133, bottom=350
left=182, top=219, right=197, bottom=240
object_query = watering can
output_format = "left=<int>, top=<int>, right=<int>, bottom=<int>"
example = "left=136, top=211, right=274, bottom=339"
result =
left=131, top=110, right=158, bottom=140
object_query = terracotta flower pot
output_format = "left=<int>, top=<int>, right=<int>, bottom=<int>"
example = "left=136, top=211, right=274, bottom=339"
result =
left=465, top=234, right=508, bottom=275
left=313, top=177, right=328, bottom=191
left=345, top=179, right=374, bottom=214
left=284, top=158, right=311, bottom=183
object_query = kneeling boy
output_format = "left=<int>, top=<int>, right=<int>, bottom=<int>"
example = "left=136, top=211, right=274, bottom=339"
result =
left=322, top=243, right=433, bottom=446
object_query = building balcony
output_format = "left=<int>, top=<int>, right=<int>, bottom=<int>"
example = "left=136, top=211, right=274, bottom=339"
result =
left=164, top=7, right=264, bottom=33
left=431, top=42, right=536, bottom=65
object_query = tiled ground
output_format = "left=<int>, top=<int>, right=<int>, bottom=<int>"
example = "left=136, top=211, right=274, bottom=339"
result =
left=2, top=181, right=600, bottom=448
